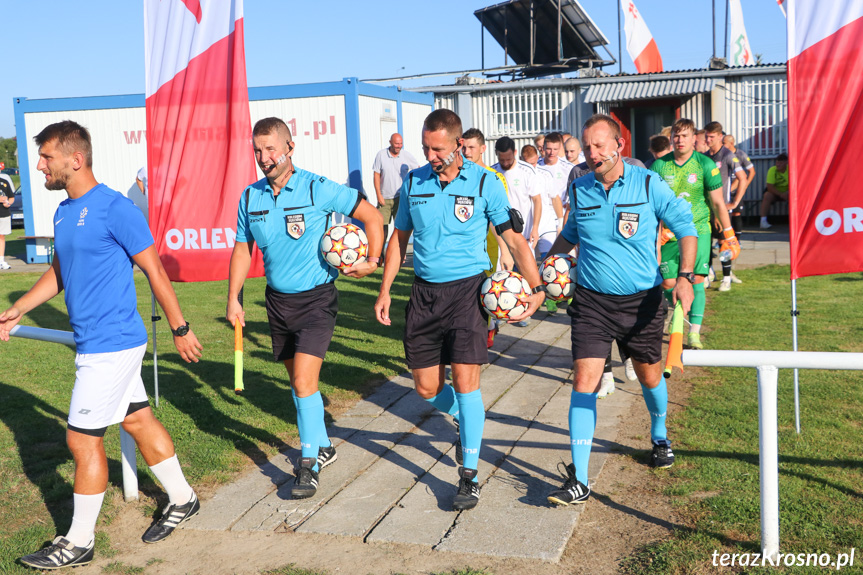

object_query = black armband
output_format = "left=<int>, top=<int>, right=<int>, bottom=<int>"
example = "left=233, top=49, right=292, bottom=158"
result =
left=495, top=208, right=524, bottom=235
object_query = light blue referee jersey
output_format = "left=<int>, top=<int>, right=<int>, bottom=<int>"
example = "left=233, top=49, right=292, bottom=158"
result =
left=236, top=168, right=362, bottom=294
left=394, top=160, right=511, bottom=283
left=562, top=161, right=696, bottom=296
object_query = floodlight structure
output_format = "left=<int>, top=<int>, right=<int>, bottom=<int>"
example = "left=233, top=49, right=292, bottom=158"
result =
left=475, top=0, right=616, bottom=78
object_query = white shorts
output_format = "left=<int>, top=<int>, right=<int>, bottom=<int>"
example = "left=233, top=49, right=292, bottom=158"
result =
left=67, top=343, right=149, bottom=432
left=535, top=230, right=558, bottom=260
left=0, top=216, right=10, bottom=235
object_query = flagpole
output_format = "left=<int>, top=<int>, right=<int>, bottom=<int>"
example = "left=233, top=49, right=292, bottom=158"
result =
left=617, top=1, right=622, bottom=74
left=724, top=0, right=730, bottom=60
left=791, top=279, right=801, bottom=433
left=151, top=290, right=160, bottom=408
left=712, top=0, right=716, bottom=60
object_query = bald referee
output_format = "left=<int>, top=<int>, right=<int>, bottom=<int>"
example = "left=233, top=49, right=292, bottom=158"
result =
left=375, top=109, right=545, bottom=510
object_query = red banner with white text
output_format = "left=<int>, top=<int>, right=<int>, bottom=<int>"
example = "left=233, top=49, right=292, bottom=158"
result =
left=144, top=0, right=262, bottom=281
left=788, top=1, right=863, bottom=279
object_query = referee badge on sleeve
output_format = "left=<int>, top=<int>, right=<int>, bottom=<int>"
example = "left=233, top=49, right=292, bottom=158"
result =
left=286, top=214, right=305, bottom=239
left=617, top=212, right=639, bottom=239
left=454, top=196, right=474, bottom=222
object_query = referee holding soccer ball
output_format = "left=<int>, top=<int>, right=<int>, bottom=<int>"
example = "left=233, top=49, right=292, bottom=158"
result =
left=374, top=109, right=545, bottom=510
left=544, top=115, right=696, bottom=507
left=227, top=117, right=383, bottom=499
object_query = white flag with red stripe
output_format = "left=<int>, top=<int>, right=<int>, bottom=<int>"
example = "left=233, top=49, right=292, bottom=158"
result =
left=788, top=0, right=863, bottom=279
left=620, top=0, right=663, bottom=73
left=144, top=0, right=261, bottom=282
left=729, top=0, right=754, bottom=66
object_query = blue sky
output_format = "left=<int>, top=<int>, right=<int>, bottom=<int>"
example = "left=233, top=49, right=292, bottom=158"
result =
left=1, top=0, right=787, bottom=138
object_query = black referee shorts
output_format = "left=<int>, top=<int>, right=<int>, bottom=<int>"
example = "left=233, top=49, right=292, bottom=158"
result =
left=265, top=283, right=338, bottom=361
left=568, top=284, right=667, bottom=365
left=404, top=273, right=489, bottom=369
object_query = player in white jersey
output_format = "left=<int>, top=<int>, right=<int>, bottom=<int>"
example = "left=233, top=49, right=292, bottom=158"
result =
left=493, top=136, right=542, bottom=327
left=537, top=132, right=573, bottom=221
left=520, top=145, right=558, bottom=259
left=493, top=137, right=541, bottom=248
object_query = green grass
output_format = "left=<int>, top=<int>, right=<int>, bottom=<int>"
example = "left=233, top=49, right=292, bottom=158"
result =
left=0, top=269, right=412, bottom=573
left=4, top=264, right=862, bottom=575
left=622, top=265, right=863, bottom=574
left=4, top=227, right=26, bottom=260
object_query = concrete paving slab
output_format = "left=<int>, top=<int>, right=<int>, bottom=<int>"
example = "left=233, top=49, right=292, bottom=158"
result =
left=185, top=455, right=294, bottom=531
left=365, top=416, right=536, bottom=547
left=297, top=415, right=454, bottom=537
left=230, top=398, right=436, bottom=532
left=436, top=503, right=582, bottom=562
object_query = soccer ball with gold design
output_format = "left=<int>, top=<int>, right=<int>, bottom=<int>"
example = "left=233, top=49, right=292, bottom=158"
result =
left=540, top=254, right=577, bottom=301
left=321, top=223, right=368, bottom=271
left=480, top=270, right=531, bottom=320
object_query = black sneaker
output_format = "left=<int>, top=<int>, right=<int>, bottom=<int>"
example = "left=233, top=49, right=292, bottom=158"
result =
left=650, top=439, right=675, bottom=469
left=547, top=462, right=590, bottom=506
left=317, top=445, right=338, bottom=471
left=453, top=418, right=463, bottom=466
left=142, top=492, right=201, bottom=544
left=452, top=467, right=480, bottom=510
left=291, top=457, right=319, bottom=499
left=19, top=537, right=94, bottom=570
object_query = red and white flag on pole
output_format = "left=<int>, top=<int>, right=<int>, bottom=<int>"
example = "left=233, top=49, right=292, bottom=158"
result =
left=728, top=0, right=755, bottom=66
left=620, top=0, right=663, bottom=73
left=788, top=0, right=863, bottom=279
left=144, top=0, right=261, bottom=282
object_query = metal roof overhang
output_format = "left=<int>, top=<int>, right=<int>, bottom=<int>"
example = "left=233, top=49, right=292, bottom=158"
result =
left=583, top=78, right=717, bottom=103
left=474, top=0, right=611, bottom=71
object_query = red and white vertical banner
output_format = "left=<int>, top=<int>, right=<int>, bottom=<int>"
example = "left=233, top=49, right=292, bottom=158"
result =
left=787, top=0, right=863, bottom=279
left=144, top=0, right=261, bottom=281
left=620, top=0, right=663, bottom=74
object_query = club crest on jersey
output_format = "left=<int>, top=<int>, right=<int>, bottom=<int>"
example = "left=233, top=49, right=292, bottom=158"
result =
left=617, top=212, right=639, bottom=239
left=286, top=214, right=305, bottom=239
left=454, top=196, right=474, bottom=222
left=687, top=173, right=698, bottom=184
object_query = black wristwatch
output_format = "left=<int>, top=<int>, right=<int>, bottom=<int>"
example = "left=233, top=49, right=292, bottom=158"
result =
left=678, top=272, right=696, bottom=284
left=531, top=284, right=547, bottom=295
left=171, top=322, right=190, bottom=337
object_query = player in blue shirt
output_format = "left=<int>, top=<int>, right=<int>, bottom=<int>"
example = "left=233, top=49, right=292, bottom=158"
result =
left=543, top=115, right=697, bottom=507
left=0, top=121, right=204, bottom=569
left=227, top=117, right=383, bottom=500
left=374, top=109, right=546, bottom=511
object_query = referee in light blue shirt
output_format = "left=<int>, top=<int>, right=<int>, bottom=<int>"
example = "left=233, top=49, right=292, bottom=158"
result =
left=374, top=109, right=546, bottom=511
left=543, top=114, right=697, bottom=507
left=227, top=117, right=383, bottom=500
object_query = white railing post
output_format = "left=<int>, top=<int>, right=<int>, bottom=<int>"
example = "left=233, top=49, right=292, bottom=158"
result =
left=757, top=365, right=780, bottom=562
left=119, top=428, right=139, bottom=501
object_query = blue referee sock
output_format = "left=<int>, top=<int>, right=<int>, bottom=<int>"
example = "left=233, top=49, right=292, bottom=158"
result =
left=294, top=391, right=326, bottom=471
left=641, top=377, right=668, bottom=442
left=292, top=390, right=331, bottom=449
left=569, top=390, right=597, bottom=486
left=425, top=384, right=460, bottom=422
left=455, top=389, right=485, bottom=477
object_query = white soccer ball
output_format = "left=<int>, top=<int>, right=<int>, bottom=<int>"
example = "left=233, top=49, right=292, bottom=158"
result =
left=480, top=270, right=532, bottom=320
left=321, top=223, right=368, bottom=271
left=540, top=254, right=577, bottom=301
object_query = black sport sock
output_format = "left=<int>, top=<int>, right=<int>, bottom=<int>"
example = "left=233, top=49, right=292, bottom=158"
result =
left=722, top=259, right=732, bottom=278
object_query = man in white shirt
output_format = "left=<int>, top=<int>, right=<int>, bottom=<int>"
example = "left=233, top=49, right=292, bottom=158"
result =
left=372, top=133, right=419, bottom=240
left=493, top=137, right=542, bottom=327
left=538, top=132, right=572, bottom=228
left=520, top=145, right=558, bottom=259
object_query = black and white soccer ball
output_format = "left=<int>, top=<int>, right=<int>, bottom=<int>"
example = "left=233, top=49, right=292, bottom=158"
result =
left=321, top=223, right=368, bottom=271
left=479, top=270, right=532, bottom=320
